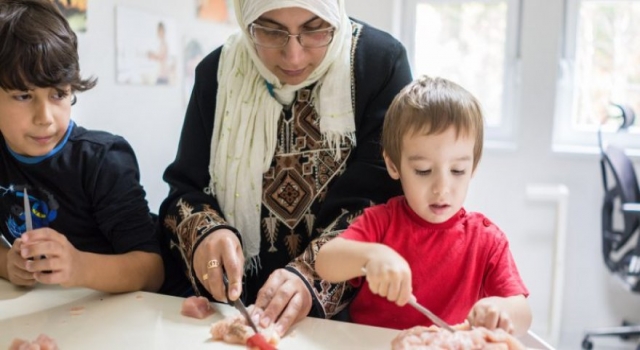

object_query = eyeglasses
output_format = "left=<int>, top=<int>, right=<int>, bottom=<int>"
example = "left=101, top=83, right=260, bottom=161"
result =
left=249, top=23, right=335, bottom=49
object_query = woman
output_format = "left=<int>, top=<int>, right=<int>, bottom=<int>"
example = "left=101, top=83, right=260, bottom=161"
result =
left=158, top=0, right=412, bottom=335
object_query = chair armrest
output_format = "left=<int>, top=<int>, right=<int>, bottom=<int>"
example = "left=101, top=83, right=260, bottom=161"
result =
left=622, top=203, right=640, bottom=214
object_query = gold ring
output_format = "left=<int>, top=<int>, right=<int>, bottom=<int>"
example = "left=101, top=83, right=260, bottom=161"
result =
left=207, top=259, right=220, bottom=269
left=202, top=273, right=208, bottom=281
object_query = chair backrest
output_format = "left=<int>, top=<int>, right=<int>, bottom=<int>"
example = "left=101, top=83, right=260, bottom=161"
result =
left=600, top=144, right=640, bottom=292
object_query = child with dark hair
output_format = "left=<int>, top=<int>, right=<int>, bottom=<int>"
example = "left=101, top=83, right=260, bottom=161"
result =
left=0, top=0, right=164, bottom=293
left=316, top=76, right=531, bottom=335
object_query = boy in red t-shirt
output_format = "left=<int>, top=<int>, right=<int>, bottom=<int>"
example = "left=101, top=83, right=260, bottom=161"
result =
left=316, top=76, right=531, bottom=335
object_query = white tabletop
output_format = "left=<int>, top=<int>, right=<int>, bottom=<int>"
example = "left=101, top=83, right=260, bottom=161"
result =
left=0, top=280, right=553, bottom=349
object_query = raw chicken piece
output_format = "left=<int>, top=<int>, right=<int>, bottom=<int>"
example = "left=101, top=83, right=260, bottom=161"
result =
left=181, top=296, right=216, bottom=319
left=9, top=334, right=59, bottom=350
left=391, top=324, right=526, bottom=350
left=209, top=313, right=280, bottom=348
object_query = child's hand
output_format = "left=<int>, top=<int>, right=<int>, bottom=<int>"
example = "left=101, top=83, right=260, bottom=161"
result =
left=20, top=228, right=84, bottom=288
left=6, top=239, right=36, bottom=287
left=467, top=298, right=515, bottom=334
left=363, top=245, right=412, bottom=306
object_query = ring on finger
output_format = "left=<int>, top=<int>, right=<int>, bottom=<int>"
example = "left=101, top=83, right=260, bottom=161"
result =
left=207, top=259, right=220, bottom=269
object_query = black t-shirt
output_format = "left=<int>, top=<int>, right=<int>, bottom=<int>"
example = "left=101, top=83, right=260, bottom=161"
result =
left=0, top=121, right=159, bottom=255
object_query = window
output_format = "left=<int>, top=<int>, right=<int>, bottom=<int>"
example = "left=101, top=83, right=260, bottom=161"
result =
left=401, top=0, right=522, bottom=147
left=553, top=0, right=640, bottom=154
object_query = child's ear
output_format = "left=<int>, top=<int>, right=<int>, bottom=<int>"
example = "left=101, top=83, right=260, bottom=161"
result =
left=383, top=151, right=401, bottom=180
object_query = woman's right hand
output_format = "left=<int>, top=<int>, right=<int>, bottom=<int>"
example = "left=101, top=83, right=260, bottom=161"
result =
left=193, top=229, right=244, bottom=302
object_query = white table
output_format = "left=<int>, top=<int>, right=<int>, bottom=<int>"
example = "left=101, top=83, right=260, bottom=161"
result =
left=0, top=280, right=553, bottom=349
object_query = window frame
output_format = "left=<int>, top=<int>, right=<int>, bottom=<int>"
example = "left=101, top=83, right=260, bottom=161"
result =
left=552, top=0, right=640, bottom=156
left=400, top=0, right=523, bottom=149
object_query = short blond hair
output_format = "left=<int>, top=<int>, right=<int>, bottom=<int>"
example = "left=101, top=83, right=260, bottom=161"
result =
left=382, top=75, right=484, bottom=170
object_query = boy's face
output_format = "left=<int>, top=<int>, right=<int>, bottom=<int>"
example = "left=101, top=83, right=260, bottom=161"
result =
left=0, top=86, right=72, bottom=157
left=384, top=126, right=475, bottom=224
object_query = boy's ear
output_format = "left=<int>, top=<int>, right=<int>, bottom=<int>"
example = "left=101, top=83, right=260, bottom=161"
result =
left=383, top=151, right=401, bottom=180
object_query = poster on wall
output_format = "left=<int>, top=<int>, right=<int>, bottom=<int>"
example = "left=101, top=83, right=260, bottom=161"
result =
left=115, top=6, right=178, bottom=86
left=182, top=22, right=237, bottom=105
left=183, top=39, right=206, bottom=104
left=196, top=0, right=234, bottom=23
left=51, top=0, right=87, bottom=32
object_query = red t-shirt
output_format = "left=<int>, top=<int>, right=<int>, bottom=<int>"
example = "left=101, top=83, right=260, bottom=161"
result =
left=341, top=196, right=529, bottom=330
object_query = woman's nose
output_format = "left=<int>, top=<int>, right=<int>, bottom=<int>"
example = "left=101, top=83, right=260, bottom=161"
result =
left=282, top=36, right=305, bottom=64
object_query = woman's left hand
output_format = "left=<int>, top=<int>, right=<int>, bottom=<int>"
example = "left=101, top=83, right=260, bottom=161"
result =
left=252, top=268, right=312, bottom=336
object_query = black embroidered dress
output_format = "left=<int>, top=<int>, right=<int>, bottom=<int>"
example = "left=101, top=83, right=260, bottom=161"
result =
left=158, top=21, right=412, bottom=318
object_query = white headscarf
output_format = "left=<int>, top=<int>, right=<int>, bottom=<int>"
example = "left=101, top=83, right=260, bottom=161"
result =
left=209, top=0, right=355, bottom=266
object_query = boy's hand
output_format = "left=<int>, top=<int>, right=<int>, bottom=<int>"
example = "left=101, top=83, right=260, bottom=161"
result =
left=363, top=245, right=412, bottom=306
left=20, top=228, right=84, bottom=287
left=6, top=239, right=36, bottom=287
left=467, top=298, right=515, bottom=334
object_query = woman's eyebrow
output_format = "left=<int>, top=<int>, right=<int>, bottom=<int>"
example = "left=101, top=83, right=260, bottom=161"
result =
left=256, top=15, right=322, bottom=28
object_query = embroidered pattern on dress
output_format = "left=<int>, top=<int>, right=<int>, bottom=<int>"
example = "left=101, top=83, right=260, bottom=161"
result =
left=164, top=198, right=227, bottom=293
left=284, top=22, right=369, bottom=318
left=290, top=207, right=367, bottom=317
left=262, top=88, right=352, bottom=259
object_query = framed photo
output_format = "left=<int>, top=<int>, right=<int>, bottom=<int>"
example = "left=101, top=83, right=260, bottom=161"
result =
left=197, top=0, right=234, bottom=24
left=115, top=6, right=178, bottom=86
left=51, top=0, right=87, bottom=32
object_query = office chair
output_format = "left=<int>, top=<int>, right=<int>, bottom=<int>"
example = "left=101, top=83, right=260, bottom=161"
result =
left=582, top=105, right=640, bottom=350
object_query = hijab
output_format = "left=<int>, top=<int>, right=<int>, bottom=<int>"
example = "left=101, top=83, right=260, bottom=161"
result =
left=209, top=0, right=354, bottom=268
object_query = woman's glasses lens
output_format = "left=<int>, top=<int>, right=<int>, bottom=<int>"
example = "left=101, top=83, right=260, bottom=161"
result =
left=250, top=24, right=334, bottom=48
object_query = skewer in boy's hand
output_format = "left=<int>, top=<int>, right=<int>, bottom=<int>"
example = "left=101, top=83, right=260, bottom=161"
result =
left=363, top=245, right=413, bottom=306
left=20, top=228, right=83, bottom=287
left=5, top=239, right=36, bottom=287
left=466, top=297, right=515, bottom=334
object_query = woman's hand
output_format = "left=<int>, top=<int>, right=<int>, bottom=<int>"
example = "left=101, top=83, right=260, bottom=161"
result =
left=20, top=228, right=84, bottom=287
left=252, top=269, right=312, bottom=336
left=363, top=245, right=412, bottom=306
left=193, top=228, right=244, bottom=302
left=5, top=239, right=36, bottom=286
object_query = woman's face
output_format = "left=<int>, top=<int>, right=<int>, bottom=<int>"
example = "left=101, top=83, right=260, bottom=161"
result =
left=252, top=7, right=331, bottom=85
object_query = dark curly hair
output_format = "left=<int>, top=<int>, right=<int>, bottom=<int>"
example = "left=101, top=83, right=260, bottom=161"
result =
left=0, top=0, right=96, bottom=93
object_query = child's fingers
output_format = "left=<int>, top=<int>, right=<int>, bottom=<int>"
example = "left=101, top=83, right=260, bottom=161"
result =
left=20, top=228, right=64, bottom=245
left=10, top=274, right=36, bottom=286
left=10, top=265, right=36, bottom=282
left=386, top=279, right=401, bottom=302
left=8, top=255, right=37, bottom=285
left=474, top=306, right=501, bottom=329
left=25, top=255, right=55, bottom=273
left=396, top=279, right=412, bottom=306
left=34, top=270, right=63, bottom=285
left=497, top=312, right=514, bottom=334
left=367, top=278, right=381, bottom=296
left=20, top=241, right=57, bottom=260
left=13, top=238, right=23, bottom=250
left=377, top=281, right=390, bottom=297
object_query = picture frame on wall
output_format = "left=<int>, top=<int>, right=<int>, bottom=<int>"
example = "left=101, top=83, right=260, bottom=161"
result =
left=115, top=6, right=179, bottom=86
left=196, top=0, right=234, bottom=23
left=51, top=0, right=87, bottom=32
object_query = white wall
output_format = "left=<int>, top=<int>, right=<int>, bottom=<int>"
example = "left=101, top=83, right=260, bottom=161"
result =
left=73, top=0, right=236, bottom=212
left=348, top=0, right=640, bottom=349
left=73, top=1, right=640, bottom=349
